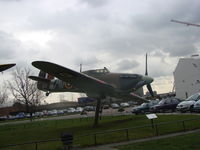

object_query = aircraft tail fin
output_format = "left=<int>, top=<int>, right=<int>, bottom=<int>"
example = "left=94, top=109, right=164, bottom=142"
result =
left=29, top=71, right=54, bottom=91
left=38, top=70, right=55, bottom=80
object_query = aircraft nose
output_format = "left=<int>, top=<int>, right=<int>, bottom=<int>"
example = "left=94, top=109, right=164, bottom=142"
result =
left=142, top=76, right=154, bottom=84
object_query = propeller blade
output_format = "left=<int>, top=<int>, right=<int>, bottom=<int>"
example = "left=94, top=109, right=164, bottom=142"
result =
left=135, top=81, right=146, bottom=89
left=147, top=84, right=154, bottom=97
left=145, top=53, right=148, bottom=76
left=80, top=63, right=82, bottom=72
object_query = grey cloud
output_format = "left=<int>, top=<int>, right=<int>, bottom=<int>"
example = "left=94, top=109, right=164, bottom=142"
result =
left=116, top=59, right=139, bottom=72
left=80, top=0, right=109, bottom=7
left=72, top=56, right=101, bottom=70
left=0, top=31, right=19, bottom=61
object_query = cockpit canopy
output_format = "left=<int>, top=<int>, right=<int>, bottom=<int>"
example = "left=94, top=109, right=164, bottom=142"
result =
left=83, top=67, right=110, bottom=75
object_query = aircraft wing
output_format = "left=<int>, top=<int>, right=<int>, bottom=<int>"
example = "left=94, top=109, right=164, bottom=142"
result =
left=0, top=64, right=16, bottom=72
left=32, top=61, right=115, bottom=95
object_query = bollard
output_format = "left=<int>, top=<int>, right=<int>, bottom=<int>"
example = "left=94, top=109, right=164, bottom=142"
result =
left=61, top=133, right=73, bottom=150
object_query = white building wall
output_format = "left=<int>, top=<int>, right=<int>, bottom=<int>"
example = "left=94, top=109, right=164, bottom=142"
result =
left=174, top=57, right=200, bottom=99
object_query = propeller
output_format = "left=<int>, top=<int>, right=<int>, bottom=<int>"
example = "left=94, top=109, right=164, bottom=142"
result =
left=147, top=84, right=154, bottom=97
left=145, top=53, right=154, bottom=97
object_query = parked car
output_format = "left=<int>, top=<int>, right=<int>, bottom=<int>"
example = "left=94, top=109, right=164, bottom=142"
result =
left=15, top=112, right=26, bottom=119
left=35, top=112, right=44, bottom=117
left=0, top=116, right=7, bottom=121
left=103, top=105, right=109, bottom=109
left=151, top=97, right=180, bottom=113
left=132, top=99, right=159, bottom=114
left=75, top=107, right=83, bottom=112
left=193, top=100, right=200, bottom=112
left=67, top=108, right=76, bottom=113
left=176, top=93, right=200, bottom=112
left=57, top=110, right=64, bottom=114
left=47, top=110, right=57, bottom=116
left=84, top=106, right=95, bottom=111
left=120, top=103, right=130, bottom=107
left=111, top=103, right=119, bottom=109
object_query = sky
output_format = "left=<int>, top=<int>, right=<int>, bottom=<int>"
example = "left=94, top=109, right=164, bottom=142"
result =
left=0, top=0, right=200, bottom=103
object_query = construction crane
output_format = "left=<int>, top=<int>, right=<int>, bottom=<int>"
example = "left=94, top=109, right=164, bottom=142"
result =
left=171, top=19, right=200, bottom=27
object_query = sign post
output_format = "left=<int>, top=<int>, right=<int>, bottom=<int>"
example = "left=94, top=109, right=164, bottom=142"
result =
left=146, top=114, right=158, bottom=129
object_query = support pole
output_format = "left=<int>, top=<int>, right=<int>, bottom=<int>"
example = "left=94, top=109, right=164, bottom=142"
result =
left=93, top=98, right=101, bottom=127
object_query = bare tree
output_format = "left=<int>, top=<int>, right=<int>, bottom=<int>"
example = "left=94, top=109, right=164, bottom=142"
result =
left=0, top=84, right=8, bottom=105
left=8, top=67, right=44, bottom=120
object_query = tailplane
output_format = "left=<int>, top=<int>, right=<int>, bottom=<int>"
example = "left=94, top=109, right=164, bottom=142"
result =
left=29, top=71, right=54, bottom=92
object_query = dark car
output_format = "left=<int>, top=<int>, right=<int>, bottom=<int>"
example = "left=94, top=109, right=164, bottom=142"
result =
left=150, top=97, right=180, bottom=113
left=132, top=100, right=159, bottom=115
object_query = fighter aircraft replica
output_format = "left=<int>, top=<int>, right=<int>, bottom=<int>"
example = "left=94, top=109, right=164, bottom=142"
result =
left=0, top=64, right=16, bottom=72
left=29, top=54, right=154, bottom=126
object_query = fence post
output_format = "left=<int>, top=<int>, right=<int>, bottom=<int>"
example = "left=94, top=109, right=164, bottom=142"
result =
left=182, top=121, right=186, bottom=132
left=94, top=134, right=97, bottom=145
left=155, top=124, right=159, bottom=136
left=125, top=129, right=129, bottom=141
left=35, top=142, right=38, bottom=150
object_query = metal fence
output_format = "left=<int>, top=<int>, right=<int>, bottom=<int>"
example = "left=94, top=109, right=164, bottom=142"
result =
left=1, top=117, right=200, bottom=150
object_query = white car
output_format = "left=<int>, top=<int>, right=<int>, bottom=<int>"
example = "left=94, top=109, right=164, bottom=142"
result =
left=67, top=108, right=76, bottom=113
left=176, top=93, right=200, bottom=112
left=111, top=103, right=119, bottom=109
left=75, top=107, right=83, bottom=112
left=57, top=110, right=64, bottom=114
left=120, top=103, right=130, bottom=107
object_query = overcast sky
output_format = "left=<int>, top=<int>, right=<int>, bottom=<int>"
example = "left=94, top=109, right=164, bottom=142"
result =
left=1, top=0, right=200, bottom=102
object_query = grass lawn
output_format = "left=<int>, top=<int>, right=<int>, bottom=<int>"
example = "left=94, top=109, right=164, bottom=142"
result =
left=0, top=114, right=200, bottom=150
left=116, top=131, right=200, bottom=150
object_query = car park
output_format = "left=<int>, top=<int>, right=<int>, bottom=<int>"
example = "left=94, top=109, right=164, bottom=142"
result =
left=176, top=93, right=200, bottom=112
left=132, top=99, right=159, bottom=114
left=151, top=97, right=180, bottom=113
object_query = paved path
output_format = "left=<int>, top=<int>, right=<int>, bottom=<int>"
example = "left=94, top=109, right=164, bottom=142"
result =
left=74, top=129, right=200, bottom=150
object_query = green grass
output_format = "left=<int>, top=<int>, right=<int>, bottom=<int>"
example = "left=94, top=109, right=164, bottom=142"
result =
left=0, top=114, right=200, bottom=150
left=116, top=131, right=200, bottom=150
